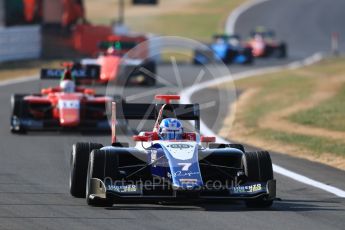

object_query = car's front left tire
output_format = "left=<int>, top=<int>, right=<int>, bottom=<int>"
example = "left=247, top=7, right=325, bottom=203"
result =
left=86, top=149, right=113, bottom=207
left=70, top=142, right=103, bottom=198
left=242, top=151, right=274, bottom=208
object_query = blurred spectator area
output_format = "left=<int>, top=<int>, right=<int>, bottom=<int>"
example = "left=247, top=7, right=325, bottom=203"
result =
left=0, top=1, right=156, bottom=61
left=1, top=0, right=84, bottom=27
left=0, top=0, right=86, bottom=60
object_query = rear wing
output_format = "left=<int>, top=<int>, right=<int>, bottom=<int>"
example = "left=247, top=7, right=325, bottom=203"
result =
left=111, top=102, right=200, bottom=143
left=40, top=65, right=100, bottom=80
left=213, top=34, right=241, bottom=40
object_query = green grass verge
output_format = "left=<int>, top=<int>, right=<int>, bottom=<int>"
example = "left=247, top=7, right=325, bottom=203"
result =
left=228, top=57, right=345, bottom=159
left=86, top=0, right=244, bottom=40
left=289, top=82, right=345, bottom=132
left=256, top=129, right=345, bottom=157
left=236, top=70, right=315, bottom=128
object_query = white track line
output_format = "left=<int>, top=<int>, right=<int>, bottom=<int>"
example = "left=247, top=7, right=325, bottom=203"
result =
left=274, top=165, right=345, bottom=197
left=226, top=0, right=270, bottom=34
left=181, top=1, right=345, bottom=198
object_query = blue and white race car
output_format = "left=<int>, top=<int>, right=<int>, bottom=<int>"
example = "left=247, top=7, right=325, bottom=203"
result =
left=193, top=34, right=254, bottom=65
left=69, top=95, right=275, bottom=208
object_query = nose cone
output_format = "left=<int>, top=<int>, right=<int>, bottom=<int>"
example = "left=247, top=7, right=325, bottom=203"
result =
left=100, top=56, right=120, bottom=81
left=161, top=142, right=204, bottom=191
left=58, top=99, right=80, bottom=127
left=252, top=41, right=265, bottom=56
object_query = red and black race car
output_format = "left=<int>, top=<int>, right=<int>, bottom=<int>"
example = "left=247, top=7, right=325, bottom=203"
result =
left=245, top=27, right=287, bottom=58
left=78, top=35, right=156, bottom=86
left=10, top=64, right=124, bottom=134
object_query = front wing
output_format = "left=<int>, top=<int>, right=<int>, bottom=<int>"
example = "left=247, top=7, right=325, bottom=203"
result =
left=88, top=178, right=276, bottom=202
left=11, top=117, right=128, bottom=133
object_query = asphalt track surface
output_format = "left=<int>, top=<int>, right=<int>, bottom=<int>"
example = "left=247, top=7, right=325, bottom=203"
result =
left=1, top=0, right=345, bottom=229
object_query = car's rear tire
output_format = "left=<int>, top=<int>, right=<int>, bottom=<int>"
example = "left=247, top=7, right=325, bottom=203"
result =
left=70, top=142, right=103, bottom=198
left=278, top=43, right=287, bottom=58
left=208, top=143, right=244, bottom=152
left=243, top=151, right=274, bottom=208
left=229, top=144, right=245, bottom=152
left=243, top=48, right=254, bottom=64
left=86, top=150, right=114, bottom=207
left=224, top=49, right=236, bottom=64
left=143, top=61, right=156, bottom=86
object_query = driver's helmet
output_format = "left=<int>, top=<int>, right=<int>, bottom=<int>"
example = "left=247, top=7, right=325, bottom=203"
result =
left=60, top=80, right=75, bottom=93
left=229, top=37, right=240, bottom=47
left=106, top=46, right=116, bottom=55
left=254, top=34, right=263, bottom=40
left=159, top=118, right=184, bottom=140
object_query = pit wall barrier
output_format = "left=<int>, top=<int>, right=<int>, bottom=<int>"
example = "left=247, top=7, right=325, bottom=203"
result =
left=0, top=25, right=41, bottom=62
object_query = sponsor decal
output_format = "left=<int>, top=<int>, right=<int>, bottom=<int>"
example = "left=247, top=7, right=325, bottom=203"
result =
left=167, top=144, right=193, bottom=149
left=21, top=119, right=43, bottom=127
left=71, top=69, right=87, bottom=77
left=230, top=183, right=264, bottom=194
left=46, top=69, right=63, bottom=77
left=179, top=178, right=198, bottom=184
left=173, top=171, right=200, bottom=177
left=107, top=184, right=139, bottom=193
left=58, top=100, right=80, bottom=109
left=108, top=184, right=139, bottom=193
left=46, top=69, right=87, bottom=78
left=162, top=142, right=196, bottom=160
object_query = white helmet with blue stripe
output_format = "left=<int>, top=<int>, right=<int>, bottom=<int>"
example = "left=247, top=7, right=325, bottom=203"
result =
left=159, top=118, right=183, bottom=140
left=60, top=80, right=75, bottom=93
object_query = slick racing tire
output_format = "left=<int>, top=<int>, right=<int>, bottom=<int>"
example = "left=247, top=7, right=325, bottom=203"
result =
left=70, top=142, right=103, bottom=198
left=243, top=151, right=274, bottom=208
left=142, top=60, right=156, bottom=86
left=271, top=43, right=287, bottom=59
left=243, top=48, right=254, bottom=64
left=278, top=43, right=287, bottom=58
left=229, top=144, right=245, bottom=152
left=11, top=94, right=29, bottom=134
left=224, top=49, right=237, bottom=64
left=86, top=150, right=115, bottom=207
left=208, top=143, right=244, bottom=152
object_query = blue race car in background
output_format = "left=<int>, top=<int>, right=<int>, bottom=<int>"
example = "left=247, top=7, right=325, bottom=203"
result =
left=193, top=34, right=254, bottom=65
left=69, top=95, right=276, bottom=208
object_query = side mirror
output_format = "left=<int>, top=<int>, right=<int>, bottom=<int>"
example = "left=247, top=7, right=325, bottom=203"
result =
left=133, top=135, right=149, bottom=142
left=201, top=136, right=216, bottom=143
